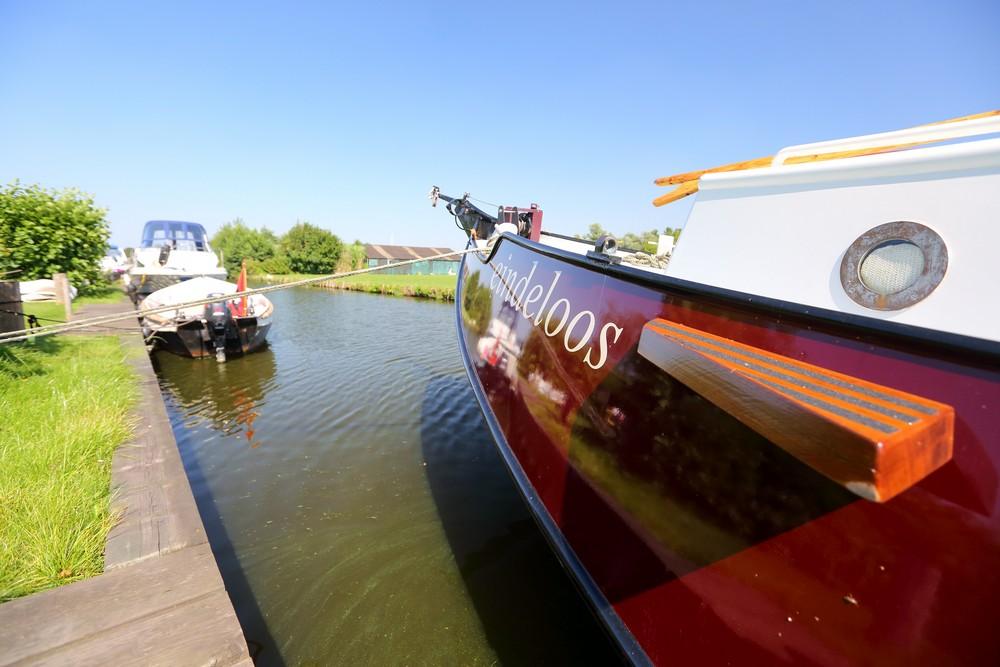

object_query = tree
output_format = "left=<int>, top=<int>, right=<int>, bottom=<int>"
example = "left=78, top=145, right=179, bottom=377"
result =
left=211, top=218, right=278, bottom=277
left=282, top=221, right=343, bottom=274
left=460, top=270, right=492, bottom=337
left=620, top=229, right=660, bottom=251
left=580, top=223, right=608, bottom=241
left=0, top=181, right=109, bottom=290
left=576, top=224, right=682, bottom=252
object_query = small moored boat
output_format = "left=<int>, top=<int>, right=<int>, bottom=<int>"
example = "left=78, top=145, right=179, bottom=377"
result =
left=140, top=275, right=273, bottom=361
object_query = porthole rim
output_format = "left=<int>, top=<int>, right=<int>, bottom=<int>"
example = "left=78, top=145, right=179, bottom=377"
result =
left=839, top=221, right=948, bottom=311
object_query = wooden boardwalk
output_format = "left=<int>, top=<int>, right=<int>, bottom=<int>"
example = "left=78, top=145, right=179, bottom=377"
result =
left=0, top=301, right=252, bottom=666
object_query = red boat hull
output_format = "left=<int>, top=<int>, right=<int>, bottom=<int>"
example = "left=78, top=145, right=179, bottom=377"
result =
left=456, top=234, right=1000, bottom=665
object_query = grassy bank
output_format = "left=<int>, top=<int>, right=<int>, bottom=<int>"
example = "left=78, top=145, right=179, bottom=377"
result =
left=20, top=284, right=128, bottom=325
left=0, top=336, right=135, bottom=602
left=261, top=273, right=457, bottom=301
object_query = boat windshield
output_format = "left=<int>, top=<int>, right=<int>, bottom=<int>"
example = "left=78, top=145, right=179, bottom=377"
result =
left=140, top=221, right=209, bottom=251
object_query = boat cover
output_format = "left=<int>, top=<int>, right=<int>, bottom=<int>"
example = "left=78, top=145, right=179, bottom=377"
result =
left=141, top=276, right=272, bottom=321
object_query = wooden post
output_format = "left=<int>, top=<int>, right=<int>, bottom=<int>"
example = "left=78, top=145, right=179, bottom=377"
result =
left=0, top=280, right=24, bottom=335
left=53, top=273, right=73, bottom=322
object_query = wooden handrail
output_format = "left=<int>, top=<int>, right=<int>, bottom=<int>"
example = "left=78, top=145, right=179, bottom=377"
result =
left=652, top=110, right=1000, bottom=206
left=651, top=181, right=699, bottom=207
left=654, top=156, right=773, bottom=187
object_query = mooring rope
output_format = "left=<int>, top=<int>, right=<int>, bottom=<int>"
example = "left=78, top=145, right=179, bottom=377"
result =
left=0, top=247, right=481, bottom=345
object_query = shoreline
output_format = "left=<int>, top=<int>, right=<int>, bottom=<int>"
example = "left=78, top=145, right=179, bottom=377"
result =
left=0, top=303, right=251, bottom=665
left=257, top=272, right=457, bottom=301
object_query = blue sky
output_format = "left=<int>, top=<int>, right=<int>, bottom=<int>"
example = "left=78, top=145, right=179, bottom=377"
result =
left=1, top=1, right=997, bottom=250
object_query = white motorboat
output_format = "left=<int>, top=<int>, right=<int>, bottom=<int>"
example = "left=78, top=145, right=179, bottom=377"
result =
left=126, top=220, right=227, bottom=302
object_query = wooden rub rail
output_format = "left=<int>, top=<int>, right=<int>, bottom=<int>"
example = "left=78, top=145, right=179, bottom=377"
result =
left=638, top=318, right=954, bottom=502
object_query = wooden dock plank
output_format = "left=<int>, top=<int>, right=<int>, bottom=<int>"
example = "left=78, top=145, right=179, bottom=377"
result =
left=23, top=591, right=249, bottom=667
left=105, top=332, right=207, bottom=567
left=0, top=543, right=247, bottom=666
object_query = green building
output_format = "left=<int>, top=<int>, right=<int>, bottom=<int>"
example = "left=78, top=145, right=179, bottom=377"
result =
left=364, top=244, right=458, bottom=275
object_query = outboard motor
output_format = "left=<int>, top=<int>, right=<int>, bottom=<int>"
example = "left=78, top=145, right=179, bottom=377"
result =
left=204, top=292, right=232, bottom=362
left=157, top=243, right=172, bottom=266
left=125, top=281, right=139, bottom=305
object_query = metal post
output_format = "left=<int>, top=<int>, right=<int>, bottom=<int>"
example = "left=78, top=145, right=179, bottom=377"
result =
left=0, top=280, right=24, bottom=335
left=53, top=273, right=73, bottom=322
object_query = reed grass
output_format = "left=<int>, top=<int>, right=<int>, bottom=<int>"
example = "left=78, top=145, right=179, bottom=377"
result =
left=0, top=335, right=135, bottom=602
left=330, top=273, right=456, bottom=300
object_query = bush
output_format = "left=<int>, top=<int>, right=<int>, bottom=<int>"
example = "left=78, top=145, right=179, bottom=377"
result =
left=282, top=222, right=342, bottom=274
left=211, top=219, right=278, bottom=277
left=334, top=240, right=366, bottom=273
left=255, top=255, right=292, bottom=275
left=0, top=181, right=110, bottom=291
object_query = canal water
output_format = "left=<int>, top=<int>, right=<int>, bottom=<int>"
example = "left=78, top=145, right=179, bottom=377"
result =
left=153, top=287, right=621, bottom=666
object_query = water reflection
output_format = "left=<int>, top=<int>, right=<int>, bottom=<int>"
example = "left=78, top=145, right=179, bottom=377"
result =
left=154, top=347, right=277, bottom=448
left=231, top=389, right=261, bottom=446
left=420, top=376, right=623, bottom=665
left=155, top=287, right=618, bottom=666
left=459, top=254, right=855, bottom=607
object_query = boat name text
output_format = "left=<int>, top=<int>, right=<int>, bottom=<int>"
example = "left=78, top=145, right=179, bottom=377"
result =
left=488, top=257, right=623, bottom=370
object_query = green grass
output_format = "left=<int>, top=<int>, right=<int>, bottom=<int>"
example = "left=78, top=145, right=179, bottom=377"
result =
left=261, top=273, right=457, bottom=300
left=0, top=336, right=136, bottom=602
left=20, top=284, right=128, bottom=325
left=76, top=284, right=129, bottom=306
left=20, top=301, right=66, bottom=325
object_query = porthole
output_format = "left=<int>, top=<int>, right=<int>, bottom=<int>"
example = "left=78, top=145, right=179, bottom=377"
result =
left=840, top=222, right=947, bottom=311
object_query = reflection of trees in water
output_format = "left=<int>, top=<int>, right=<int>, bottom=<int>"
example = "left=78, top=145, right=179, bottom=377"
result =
left=461, top=270, right=492, bottom=338
left=155, top=349, right=277, bottom=449
left=418, top=376, right=623, bottom=665
left=570, top=349, right=854, bottom=566
left=517, top=327, right=617, bottom=448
